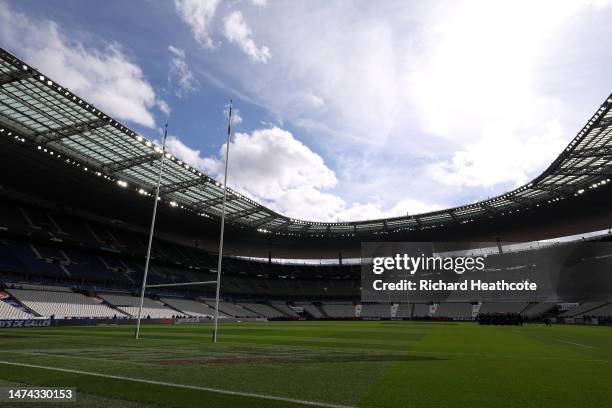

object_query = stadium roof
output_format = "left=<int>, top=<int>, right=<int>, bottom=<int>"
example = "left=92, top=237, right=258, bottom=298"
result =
left=1, top=46, right=612, bottom=238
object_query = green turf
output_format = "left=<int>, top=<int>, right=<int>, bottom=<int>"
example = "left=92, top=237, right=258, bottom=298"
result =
left=0, top=321, right=610, bottom=407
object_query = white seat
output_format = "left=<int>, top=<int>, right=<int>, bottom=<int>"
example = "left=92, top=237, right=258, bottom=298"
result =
left=8, top=289, right=118, bottom=319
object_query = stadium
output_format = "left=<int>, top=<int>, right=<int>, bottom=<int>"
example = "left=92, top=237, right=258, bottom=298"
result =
left=1, top=3, right=612, bottom=408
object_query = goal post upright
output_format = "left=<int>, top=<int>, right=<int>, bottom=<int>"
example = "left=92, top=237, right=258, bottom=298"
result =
left=135, top=124, right=168, bottom=340
left=213, top=100, right=233, bottom=343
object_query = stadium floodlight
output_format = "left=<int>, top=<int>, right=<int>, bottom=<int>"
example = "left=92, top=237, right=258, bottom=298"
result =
left=135, top=124, right=168, bottom=340
left=213, top=100, right=233, bottom=344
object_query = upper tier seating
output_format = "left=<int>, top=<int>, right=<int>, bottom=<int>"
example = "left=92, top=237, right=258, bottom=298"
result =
left=9, top=242, right=67, bottom=278
left=0, top=200, right=29, bottom=230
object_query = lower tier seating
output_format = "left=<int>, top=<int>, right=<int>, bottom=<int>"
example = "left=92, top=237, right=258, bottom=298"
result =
left=8, top=288, right=118, bottom=319
left=98, top=293, right=185, bottom=318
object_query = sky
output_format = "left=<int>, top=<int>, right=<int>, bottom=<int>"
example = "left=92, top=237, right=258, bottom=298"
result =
left=1, top=0, right=611, bottom=222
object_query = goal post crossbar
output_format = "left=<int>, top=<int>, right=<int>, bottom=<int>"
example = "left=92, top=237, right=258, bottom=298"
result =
left=144, top=281, right=217, bottom=288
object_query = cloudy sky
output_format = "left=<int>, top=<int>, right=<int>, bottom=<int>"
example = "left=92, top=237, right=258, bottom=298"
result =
left=1, top=0, right=611, bottom=221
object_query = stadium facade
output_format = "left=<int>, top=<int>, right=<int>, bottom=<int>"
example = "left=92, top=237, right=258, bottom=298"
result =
left=1, top=46, right=612, bottom=323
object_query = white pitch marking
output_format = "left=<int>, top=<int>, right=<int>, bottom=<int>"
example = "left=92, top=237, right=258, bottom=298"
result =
left=0, top=360, right=354, bottom=408
left=557, top=339, right=595, bottom=349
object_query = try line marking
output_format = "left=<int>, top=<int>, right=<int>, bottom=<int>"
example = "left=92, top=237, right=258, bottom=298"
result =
left=556, top=339, right=595, bottom=349
left=0, top=360, right=354, bottom=408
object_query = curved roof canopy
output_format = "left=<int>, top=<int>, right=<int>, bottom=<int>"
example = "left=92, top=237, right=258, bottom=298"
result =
left=1, top=47, right=612, bottom=238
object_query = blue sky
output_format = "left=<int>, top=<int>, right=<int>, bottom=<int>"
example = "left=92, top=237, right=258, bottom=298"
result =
left=1, top=0, right=611, bottom=221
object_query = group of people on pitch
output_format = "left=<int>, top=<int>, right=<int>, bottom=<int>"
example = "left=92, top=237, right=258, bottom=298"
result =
left=477, top=313, right=524, bottom=326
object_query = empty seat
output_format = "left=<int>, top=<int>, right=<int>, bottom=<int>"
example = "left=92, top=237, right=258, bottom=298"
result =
left=161, top=298, right=217, bottom=317
left=360, top=303, right=392, bottom=318
left=8, top=288, right=118, bottom=319
left=321, top=303, right=355, bottom=318
left=435, top=303, right=473, bottom=320
left=0, top=299, right=34, bottom=319
left=205, top=300, right=258, bottom=318
left=238, top=302, right=284, bottom=318
left=99, top=293, right=185, bottom=318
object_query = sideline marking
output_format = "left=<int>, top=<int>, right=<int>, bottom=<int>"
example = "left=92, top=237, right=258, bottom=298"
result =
left=557, top=339, right=595, bottom=349
left=0, top=360, right=354, bottom=408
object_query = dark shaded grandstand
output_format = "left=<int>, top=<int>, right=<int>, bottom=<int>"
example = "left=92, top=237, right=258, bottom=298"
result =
left=1, top=46, right=612, bottom=324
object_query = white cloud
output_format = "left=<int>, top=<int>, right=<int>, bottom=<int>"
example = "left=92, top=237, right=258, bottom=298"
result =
left=165, top=134, right=218, bottom=170
left=168, top=45, right=198, bottom=97
left=223, top=104, right=243, bottom=125
left=157, top=99, right=172, bottom=116
left=428, top=118, right=566, bottom=188
left=406, top=1, right=612, bottom=189
left=209, top=127, right=337, bottom=199
left=222, top=10, right=271, bottom=63
left=165, top=126, right=438, bottom=221
left=408, top=1, right=590, bottom=140
left=305, top=93, right=324, bottom=109
left=0, top=2, right=161, bottom=128
left=336, top=199, right=440, bottom=221
left=214, top=5, right=401, bottom=148
left=188, top=1, right=612, bottom=214
left=391, top=199, right=441, bottom=217
left=174, top=0, right=221, bottom=49
left=173, top=1, right=271, bottom=63
left=594, top=0, right=612, bottom=7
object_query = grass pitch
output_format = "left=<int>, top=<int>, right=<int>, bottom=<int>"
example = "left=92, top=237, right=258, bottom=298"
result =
left=0, top=321, right=611, bottom=407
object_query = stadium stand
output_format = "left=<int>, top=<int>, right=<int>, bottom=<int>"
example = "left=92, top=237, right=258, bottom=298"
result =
left=521, top=302, right=557, bottom=317
left=321, top=302, right=355, bottom=318
left=360, top=303, right=392, bottom=319
left=1, top=46, right=612, bottom=329
left=434, top=302, right=473, bottom=320
left=9, top=283, right=72, bottom=292
left=206, top=300, right=260, bottom=318
left=296, top=302, right=324, bottom=318
left=160, top=297, right=217, bottom=317
left=395, top=303, right=412, bottom=318
left=0, top=298, right=34, bottom=319
left=479, top=302, right=528, bottom=314
left=269, top=301, right=300, bottom=318
left=584, top=303, right=612, bottom=318
left=98, top=293, right=184, bottom=318
left=8, top=287, right=118, bottom=319
left=560, top=302, right=609, bottom=317
left=412, top=304, right=432, bottom=318
left=239, top=302, right=286, bottom=319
